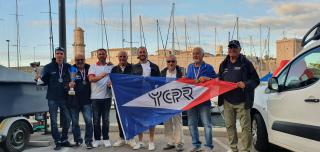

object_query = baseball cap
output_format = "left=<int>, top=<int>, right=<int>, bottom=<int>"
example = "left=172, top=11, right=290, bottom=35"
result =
left=228, top=40, right=241, bottom=48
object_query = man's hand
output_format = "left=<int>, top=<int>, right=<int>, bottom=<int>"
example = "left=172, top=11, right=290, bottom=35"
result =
left=237, top=81, right=246, bottom=89
left=69, top=82, right=76, bottom=88
left=199, top=76, right=211, bottom=83
left=99, top=72, right=108, bottom=79
left=107, top=81, right=112, bottom=87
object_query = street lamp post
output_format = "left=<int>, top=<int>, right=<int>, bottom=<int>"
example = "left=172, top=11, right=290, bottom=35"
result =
left=6, top=40, right=10, bottom=68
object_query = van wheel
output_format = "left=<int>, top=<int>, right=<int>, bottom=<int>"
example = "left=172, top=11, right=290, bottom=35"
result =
left=252, top=113, right=269, bottom=151
left=3, top=121, right=30, bottom=152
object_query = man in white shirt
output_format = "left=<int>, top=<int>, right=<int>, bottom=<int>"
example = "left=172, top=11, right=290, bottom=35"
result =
left=132, top=47, right=160, bottom=151
left=88, top=48, right=114, bottom=148
left=160, top=55, right=184, bottom=152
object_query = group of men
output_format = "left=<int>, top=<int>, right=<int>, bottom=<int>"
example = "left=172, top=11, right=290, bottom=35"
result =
left=38, top=40, right=260, bottom=152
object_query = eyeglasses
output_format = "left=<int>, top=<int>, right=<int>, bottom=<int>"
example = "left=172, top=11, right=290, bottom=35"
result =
left=167, top=60, right=176, bottom=63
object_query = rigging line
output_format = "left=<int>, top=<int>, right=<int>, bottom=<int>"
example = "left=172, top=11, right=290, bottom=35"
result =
left=163, top=3, right=174, bottom=54
left=174, top=24, right=180, bottom=53
left=141, top=18, right=146, bottom=47
left=231, top=18, right=237, bottom=40
left=101, top=0, right=110, bottom=61
left=158, top=20, right=166, bottom=49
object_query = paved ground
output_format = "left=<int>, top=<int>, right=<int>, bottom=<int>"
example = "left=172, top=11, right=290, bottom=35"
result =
left=24, top=131, right=229, bottom=152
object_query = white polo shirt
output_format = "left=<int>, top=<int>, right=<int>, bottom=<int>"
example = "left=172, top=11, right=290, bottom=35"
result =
left=88, top=62, right=114, bottom=99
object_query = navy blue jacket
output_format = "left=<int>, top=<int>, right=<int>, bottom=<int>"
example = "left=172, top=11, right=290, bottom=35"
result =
left=41, top=61, right=71, bottom=101
left=67, top=64, right=91, bottom=108
left=218, top=54, right=260, bottom=109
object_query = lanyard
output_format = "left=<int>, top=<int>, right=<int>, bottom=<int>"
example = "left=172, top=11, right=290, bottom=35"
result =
left=80, top=69, right=86, bottom=81
left=58, top=64, right=63, bottom=80
left=193, top=64, right=202, bottom=79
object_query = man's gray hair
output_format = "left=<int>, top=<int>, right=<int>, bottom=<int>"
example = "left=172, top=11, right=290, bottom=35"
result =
left=192, top=47, right=205, bottom=56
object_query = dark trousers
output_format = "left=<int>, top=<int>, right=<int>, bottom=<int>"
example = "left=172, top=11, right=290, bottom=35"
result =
left=70, top=104, right=93, bottom=144
left=92, top=98, right=112, bottom=140
left=115, top=104, right=124, bottom=139
left=48, top=99, right=71, bottom=145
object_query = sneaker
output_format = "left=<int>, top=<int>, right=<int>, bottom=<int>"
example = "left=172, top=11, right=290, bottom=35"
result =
left=54, top=144, right=61, bottom=151
left=176, top=143, right=184, bottom=151
left=103, top=140, right=111, bottom=147
left=163, top=144, right=175, bottom=150
left=148, top=142, right=155, bottom=151
left=204, top=147, right=213, bottom=152
left=190, top=147, right=203, bottom=152
left=113, top=139, right=125, bottom=147
left=92, top=140, right=101, bottom=148
left=133, top=141, right=145, bottom=150
left=86, top=142, right=94, bottom=149
left=61, top=141, right=73, bottom=147
left=127, top=139, right=137, bottom=148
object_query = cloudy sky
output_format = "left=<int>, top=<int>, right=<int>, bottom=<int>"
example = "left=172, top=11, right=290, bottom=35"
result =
left=0, top=0, right=319, bottom=67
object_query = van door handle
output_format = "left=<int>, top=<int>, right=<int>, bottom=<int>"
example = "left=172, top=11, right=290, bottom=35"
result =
left=304, top=99, right=320, bottom=103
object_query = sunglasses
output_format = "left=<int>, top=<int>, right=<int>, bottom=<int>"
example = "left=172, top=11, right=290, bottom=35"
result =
left=167, top=60, right=176, bottom=63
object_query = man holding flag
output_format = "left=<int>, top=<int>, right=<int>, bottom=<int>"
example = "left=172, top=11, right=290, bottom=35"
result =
left=218, top=40, right=260, bottom=152
left=132, top=46, right=160, bottom=151
left=186, top=47, right=217, bottom=152
left=111, top=50, right=137, bottom=148
left=160, top=55, right=184, bottom=151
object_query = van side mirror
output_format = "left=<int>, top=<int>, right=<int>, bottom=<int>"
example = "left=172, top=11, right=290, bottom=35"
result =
left=268, top=77, right=279, bottom=91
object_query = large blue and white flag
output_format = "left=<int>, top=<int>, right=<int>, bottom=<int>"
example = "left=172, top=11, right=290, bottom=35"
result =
left=110, top=73, right=236, bottom=140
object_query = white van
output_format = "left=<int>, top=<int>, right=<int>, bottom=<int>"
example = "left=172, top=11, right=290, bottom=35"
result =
left=251, top=23, right=320, bottom=152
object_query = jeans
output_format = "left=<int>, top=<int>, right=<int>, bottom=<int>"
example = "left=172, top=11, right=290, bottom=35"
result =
left=92, top=98, right=112, bottom=140
left=187, top=101, right=213, bottom=149
left=70, top=104, right=93, bottom=144
left=115, top=103, right=124, bottom=139
left=48, top=99, right=71, bottom=145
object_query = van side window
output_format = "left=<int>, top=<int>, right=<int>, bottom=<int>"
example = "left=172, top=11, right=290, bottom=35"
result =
left=284, top=47, right=320, bottom=90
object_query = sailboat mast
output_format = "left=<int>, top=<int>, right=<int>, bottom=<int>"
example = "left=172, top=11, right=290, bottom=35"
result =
left=49, top=0, right=54, bottom=59
left=75, top=0, right=77, bottom=28
left=197, top=16, right=200, bottom=46
left=121, top=4, right=124, bottom=51
left=214, top=27, right=217, bottom=54
left=129, top=0, right=133, bottom=63
left=172, top=3, right=175, bottom=53
left=236, top=17, right=239, bottom=40
left=157, top=20, right=160, bottom=65
left=100, top=0, right=104, bottom=48
left=15, top=0, right=20, bottom=69
left=184, top=19, right=188, bottom=65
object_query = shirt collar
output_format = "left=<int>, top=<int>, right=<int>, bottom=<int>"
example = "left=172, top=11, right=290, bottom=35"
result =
left=96, top=61, right=106, bottom=66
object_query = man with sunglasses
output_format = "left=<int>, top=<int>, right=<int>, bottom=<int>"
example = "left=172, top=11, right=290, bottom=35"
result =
left=111, top=50, right=137, bottom=148
left=40, top=47, right=73, bottom=150
left=186, top=47, right=217, bottom=152
left=218, top=40, right=259, bottom=152
left=68, top=54, right=94, bottom=149
left=160, top=55, right=184, bottom=152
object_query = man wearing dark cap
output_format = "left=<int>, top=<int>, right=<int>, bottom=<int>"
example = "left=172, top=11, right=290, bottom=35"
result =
left=218, top=40, right=260, bottom=152
left=39, top=47, right=73, bottom=150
